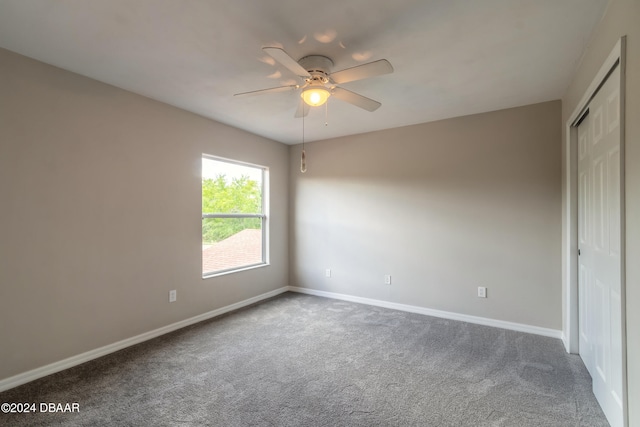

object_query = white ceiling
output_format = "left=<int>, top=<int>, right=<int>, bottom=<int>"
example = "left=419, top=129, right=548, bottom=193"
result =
left=0, top=0, right=609, bottom=144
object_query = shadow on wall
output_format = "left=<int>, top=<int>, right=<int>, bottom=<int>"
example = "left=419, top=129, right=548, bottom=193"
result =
left=290, top=101, right=562, bottom=329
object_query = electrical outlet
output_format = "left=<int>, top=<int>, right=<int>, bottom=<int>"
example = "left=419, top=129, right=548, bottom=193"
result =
left=169, top=290, right=177, bottom=303
left=477, top=287, right=487, bottom=298
left=325, top=269, right=331, bottom=278
left=384, top=275, right=392, bottom=285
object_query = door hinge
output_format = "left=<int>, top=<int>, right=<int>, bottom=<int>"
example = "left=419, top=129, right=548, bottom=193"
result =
left=578, top=248, right=581, bottom=256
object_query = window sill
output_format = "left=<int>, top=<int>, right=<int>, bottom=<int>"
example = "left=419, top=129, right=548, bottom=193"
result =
left=202, top=262, right=269, bottom=279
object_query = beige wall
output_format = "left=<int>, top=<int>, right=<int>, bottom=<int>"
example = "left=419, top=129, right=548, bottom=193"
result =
left=289, top=101, right=562, bottom=329
left=561, top=0, right=640, bottom=424
left=0, top=48, right=289, bottom=381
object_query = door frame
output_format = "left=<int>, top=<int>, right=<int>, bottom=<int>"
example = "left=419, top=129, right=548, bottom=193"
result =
left=563, top=36, right=627, bottom=424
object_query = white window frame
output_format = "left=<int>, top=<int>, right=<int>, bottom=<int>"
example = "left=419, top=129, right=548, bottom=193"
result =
left=202, top=154, right=268, bottom=278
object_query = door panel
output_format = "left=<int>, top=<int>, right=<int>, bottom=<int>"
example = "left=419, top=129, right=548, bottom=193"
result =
left=608, top=148, right=620, bottom=257
left=578, top=111, right=593, bottom=377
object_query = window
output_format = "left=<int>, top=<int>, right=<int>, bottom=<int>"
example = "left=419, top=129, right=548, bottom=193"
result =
left=202, top=155, right=267, bottom=276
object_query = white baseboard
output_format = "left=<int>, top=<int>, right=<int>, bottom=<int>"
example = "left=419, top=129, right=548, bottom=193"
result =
left=0, top=286, right=289, bottom=393
left=287, top=286, right=563, bottom=340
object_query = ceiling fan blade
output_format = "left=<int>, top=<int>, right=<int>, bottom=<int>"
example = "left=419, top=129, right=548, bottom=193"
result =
left=330, top=59, right=393, bottom=84
left=331, top=87, right=381, bottom=112
left=263, top=47, right=311, bottom=78
left=234, top=85, right=298, bottom=97
left=294, top=101, right=310, bottom=118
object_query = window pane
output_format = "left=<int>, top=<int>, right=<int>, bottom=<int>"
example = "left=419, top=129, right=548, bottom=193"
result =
left=202, top=218, right=263, bottom=274
left=202, top=158, right=262, bottom=214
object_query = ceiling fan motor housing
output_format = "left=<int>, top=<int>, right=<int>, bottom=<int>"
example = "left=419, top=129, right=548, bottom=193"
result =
left=298, top=55, right=334, bottom=83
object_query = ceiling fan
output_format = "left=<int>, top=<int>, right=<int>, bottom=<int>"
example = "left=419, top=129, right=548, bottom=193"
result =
left=234, top=47, right=394, bottom=116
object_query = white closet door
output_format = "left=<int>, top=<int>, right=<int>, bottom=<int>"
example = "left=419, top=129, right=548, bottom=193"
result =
left=577, top=65, right=623, bottom=427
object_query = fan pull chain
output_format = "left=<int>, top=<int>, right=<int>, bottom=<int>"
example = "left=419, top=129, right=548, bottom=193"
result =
left=300, top=102, right=307, bottom=173
left=325, top=101, right=328, bottom=126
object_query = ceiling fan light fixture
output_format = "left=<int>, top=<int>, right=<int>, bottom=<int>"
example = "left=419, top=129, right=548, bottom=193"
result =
left=301, top=87, right=331, bottom=107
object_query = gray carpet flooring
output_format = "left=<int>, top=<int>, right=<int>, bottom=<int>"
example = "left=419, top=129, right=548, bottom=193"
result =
left=0, top=292, right=609, bottom=426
